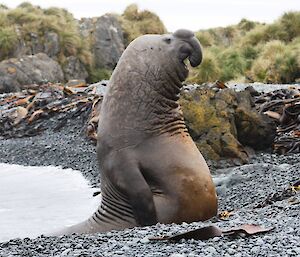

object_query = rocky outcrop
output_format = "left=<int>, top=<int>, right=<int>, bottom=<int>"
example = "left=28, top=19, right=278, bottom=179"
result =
left=0, top=53, right=64, bottom=93
left=234, top=90, right=276, bottom=150
left=13, top=31, right=60, bottom=59
left=79, top=14, right=125, bottom=69
left=63, top=56, right=89, bottom=81
left=43, top=32, right=61, bottom=57
left=180, top=86, right=276, bottom=163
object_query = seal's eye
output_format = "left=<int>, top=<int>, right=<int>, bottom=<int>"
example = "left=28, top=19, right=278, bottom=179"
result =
left=163, top=37, right=171, bottom=44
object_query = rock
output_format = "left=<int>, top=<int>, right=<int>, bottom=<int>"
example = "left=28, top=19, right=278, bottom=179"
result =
left=2, top=106, right=28, bottom=125
left=12, top=30, right=60, bottom=58
left=139, top=237, right=150, bottom=244
left=65, top=79, right=86, bottom=88
left=79, top=14, right=125, bottom=69
left=44, top=32, right=60, bottom=57
left=63, top=56, right=88, bottom=81
left=29, top=32, right=44, bottom=55
left=0, top=53, right=64, bottom=93
left=234, top=91, right=276, bottom=150
left=86, top=80, right=109, bottom=95
left=180, top=85, right=276, bottom=162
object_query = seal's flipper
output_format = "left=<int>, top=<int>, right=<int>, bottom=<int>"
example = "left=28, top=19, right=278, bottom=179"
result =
left=109, top=151, right=158, bottom=226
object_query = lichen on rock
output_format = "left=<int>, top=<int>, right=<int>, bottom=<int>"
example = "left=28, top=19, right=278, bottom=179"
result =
left=180, top=85, right=276, bottom=163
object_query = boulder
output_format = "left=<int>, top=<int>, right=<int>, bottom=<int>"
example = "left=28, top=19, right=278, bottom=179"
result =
left=12, top=29, right=60, bottom=58
left=63, top=56, right=88, bottom=81
left=234, top=91, right=276, bottom=150
left=180, top=86, right=276, bottom=163
left=79, top=14, right=125, bottom=69
left=0, top=53, right=64, bottom=93
left=43, top=32, right=60, bottom=57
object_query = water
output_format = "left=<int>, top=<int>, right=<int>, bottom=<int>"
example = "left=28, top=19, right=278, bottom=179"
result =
left=0, top=163, right=100, bottom=242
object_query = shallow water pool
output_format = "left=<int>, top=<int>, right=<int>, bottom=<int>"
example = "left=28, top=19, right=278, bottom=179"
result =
left=0, top=163, right=100, bottom=242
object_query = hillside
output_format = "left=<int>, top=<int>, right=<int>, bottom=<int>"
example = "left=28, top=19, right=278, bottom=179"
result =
left=0, top=2, right=299, bottom=87
left=0, top=3, right=166, bottom=86
left=191, top=12, right=300, bottom=84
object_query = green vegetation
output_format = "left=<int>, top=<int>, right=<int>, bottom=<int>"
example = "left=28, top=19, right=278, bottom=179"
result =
left=88, top=68, right=112, bottom=83
left=189, top=51, right=221, bottom=83
left=0, top=2, right=91, bottom=68
left=192, top=11, right=300, bottom=84
left=0, top=26, right=18, bottom=59
left=119, top=4, right=167, bottom=45
left=0, top=2, right=299, bottom=84
left=250, top=40, right=299, bottom=83
left=0, top=2, right=166, bottom=82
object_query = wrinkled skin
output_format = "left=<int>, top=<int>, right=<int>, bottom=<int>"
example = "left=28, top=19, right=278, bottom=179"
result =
left=54, top=29, right=217, bottom=235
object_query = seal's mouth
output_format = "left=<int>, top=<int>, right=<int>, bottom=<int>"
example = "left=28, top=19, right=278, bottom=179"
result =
left=182, top=60, right=188, bottom=72
left=178, top=46, right=192, bottom=73
left=173, top=29, right=202, bottom=68
left=178, top=59, right=189, bottom=81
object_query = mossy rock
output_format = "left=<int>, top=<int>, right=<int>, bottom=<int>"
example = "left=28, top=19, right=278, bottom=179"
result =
left=180, top=86, right=276, bottom=162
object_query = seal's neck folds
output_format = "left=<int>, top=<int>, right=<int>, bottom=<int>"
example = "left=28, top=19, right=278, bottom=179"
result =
left=100, top=61, right=188, bottom=138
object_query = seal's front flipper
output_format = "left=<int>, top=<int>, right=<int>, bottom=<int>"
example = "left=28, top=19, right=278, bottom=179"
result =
left=110, top=152, right=158, bottom=226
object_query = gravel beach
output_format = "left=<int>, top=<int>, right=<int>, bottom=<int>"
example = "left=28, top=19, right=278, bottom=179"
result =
left=0, top=116, right=299, bottom=256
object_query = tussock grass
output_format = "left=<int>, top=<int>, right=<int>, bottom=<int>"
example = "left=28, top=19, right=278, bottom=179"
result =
left=188, top=51, right=221, bottom=83
left=195, top=31, right=214, bottom=47
left=0, top=26, right=18, bottom=59
left=250, top=40, right=300, bottom=83
left=0, top=3, right=167, bottom=82
left=1, top=3, right=299, bottom=84
left=278, top=11, right=300, bottom=42
left=119, top=4, right=166, bottom=45
left=0, top=2, right=91, bottom=67
left=192, top=11, right=300, bottom=84
left=88, top=68, right=112, bottom=83
left=219, top=48, right=247, bottom=81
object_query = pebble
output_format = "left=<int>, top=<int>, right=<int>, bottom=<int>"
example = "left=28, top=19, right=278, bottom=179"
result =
left=227, top=248, right=236, bottom=255
left=139, top=237, right=150, bottom=244
left=294, top=247, right=300, bottom=254
left=0, top=118, right=299, bottom=257
left=250, top=246, right=260, bottom=254
left=60, top=249, right=72, bottom=255
left=256, top=238, right=264, bottom=245
left=205, top=246, right=217, bottom=255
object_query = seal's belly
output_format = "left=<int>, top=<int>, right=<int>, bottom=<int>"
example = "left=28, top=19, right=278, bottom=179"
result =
left=153, top=169, right=217, bottom=224
left=139, top=134, right=217, bottom=224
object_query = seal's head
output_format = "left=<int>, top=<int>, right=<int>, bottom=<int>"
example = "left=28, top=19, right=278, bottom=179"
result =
left=162, top=29, right=203, bottom=80
left=116, top=29, right=202, bottom=84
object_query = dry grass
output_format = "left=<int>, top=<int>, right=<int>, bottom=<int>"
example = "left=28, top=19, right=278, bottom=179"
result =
left=250, top=40, right=300, bottom=83
left=119, top=4, right=166, bottom=45
left=193, top=11, right=300, bottom=84
left=188, top=51, right=221, bottom=83
left=0, top=26, right=18, bottom=59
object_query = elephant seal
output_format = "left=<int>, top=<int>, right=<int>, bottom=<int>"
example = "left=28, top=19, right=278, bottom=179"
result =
left=56, top=29, right=217, bottom=235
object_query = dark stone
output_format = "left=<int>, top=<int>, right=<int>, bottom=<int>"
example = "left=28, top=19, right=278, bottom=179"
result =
left=44, top=32, right=60, bottom=57
left=79, top=14, right=125, bottom=69
left=0, top=53, right=64, bottom=93
left=63, top=56, right=88, bottom=81
left=235, top=91, right=276, bottom=150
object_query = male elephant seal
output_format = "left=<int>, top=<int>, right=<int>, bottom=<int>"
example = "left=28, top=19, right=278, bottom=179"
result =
left=55, top=29, right=217, bottom=235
